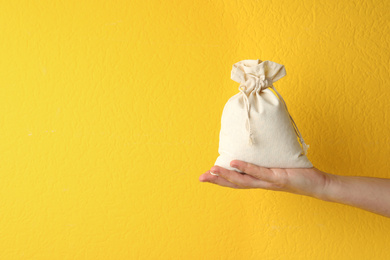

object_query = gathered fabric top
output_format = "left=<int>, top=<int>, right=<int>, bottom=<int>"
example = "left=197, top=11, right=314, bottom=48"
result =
left=231, top=59, right=287, bottom=93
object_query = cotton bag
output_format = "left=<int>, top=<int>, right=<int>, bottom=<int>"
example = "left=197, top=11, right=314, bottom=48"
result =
left=214, top=59, right=313, bottom=172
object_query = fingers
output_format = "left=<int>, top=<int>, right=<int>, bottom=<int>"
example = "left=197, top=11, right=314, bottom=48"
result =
left=209, top=166, right=272, bottom=189
left=199, top=170, right=243, bottom=189
left=200, top=161, right=279, bottom=190
left=230, top=160, right=276, bottom=183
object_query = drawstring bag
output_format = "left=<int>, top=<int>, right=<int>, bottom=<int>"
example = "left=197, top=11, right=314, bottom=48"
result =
left=214, top=59, right=313, bottom=172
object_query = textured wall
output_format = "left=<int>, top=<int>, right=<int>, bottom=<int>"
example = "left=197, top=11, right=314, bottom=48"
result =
left=1, top=0, right=390, bottom=259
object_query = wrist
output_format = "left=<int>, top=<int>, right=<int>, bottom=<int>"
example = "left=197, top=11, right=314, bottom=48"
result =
left=317, top=171, right=343, bottom=202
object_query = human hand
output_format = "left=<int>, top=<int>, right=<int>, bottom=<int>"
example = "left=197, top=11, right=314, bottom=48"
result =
left=199, top=160, right=335, bottom=201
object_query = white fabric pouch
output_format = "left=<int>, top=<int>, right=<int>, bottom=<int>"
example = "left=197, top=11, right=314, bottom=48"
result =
left=214, top=59, right=313, bottom=172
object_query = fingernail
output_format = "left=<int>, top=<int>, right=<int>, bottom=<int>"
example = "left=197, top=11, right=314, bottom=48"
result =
left=210, top=171, right=219, bottom=176
left=230, top=160, right=238, bottom=168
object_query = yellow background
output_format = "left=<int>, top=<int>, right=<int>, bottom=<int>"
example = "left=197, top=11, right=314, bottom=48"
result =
left=1, top=0, right=390, bottom=259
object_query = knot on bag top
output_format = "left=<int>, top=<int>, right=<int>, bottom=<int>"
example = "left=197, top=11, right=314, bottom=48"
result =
left=241, top=74, right=272, bottom=93
left=231, top=59, right=286, bottom=93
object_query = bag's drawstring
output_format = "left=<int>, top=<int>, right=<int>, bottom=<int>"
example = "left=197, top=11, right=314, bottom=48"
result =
left=271, top=85, right=309, bottom=155
left=238, top=84, right=254, bottom=145
left=237, top=81, right=309, bottom=155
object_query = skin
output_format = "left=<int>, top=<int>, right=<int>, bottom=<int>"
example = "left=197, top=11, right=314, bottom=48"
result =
left=199, top=160, right=390, bottom=218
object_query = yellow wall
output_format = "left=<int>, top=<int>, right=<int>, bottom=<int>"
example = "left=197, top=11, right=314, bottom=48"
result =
left=1, top=0, right=389, bottom=259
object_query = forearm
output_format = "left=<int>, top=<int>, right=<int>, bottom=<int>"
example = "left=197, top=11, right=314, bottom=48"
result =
left=323, top=173, right=390, bottom=217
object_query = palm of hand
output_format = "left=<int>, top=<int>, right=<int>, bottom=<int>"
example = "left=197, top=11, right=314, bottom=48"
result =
left=200, top=160, right=331, bottom=200
left=270, top=167, right=330, bottom=198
